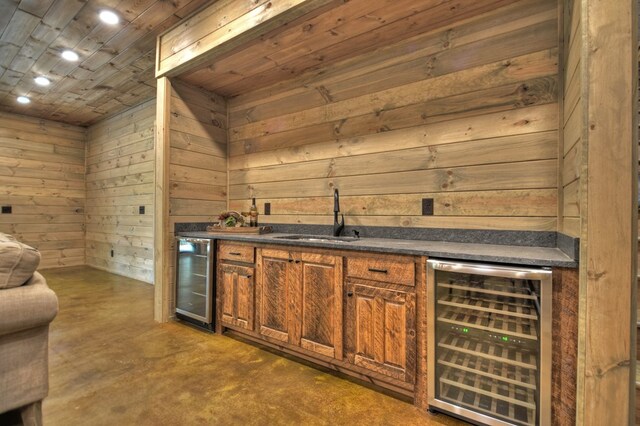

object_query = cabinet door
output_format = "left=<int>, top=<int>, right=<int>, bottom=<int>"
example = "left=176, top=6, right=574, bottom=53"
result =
left=299, top=253, right=343, bottom=359
left=346, top=282, right=417, bottom=384
left=219, top=263, right=255, bottom=331
left=257, top=249, right=296, bottom=343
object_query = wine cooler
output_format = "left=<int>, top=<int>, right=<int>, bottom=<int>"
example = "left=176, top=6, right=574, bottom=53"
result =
left=176, top=237, right=215, bottom=330
left=427, top=260, right=551, bottom=426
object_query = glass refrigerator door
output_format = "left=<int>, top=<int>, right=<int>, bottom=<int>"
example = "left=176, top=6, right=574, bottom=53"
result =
left=428, top=261, right=551, bottom=426
left=176, top=239, right=211, bottom=322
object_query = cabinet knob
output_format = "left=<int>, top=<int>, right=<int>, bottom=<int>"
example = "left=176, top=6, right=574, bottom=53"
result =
left=347, top=291, right=353, bottom=297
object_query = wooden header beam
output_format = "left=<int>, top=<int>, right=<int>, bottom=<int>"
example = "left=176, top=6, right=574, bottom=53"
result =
left=156, top=0, right=340, bottom=78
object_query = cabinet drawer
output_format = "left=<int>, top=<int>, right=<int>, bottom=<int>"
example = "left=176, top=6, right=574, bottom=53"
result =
left=219, top=243, right=255, bottom=263
left=346, top=256, right=415, bottom=286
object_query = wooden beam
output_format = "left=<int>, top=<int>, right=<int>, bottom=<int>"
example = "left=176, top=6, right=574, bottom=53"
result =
left=576, top=0, right=638, bottom=424
left=154, top=77, right=172, bottom=322
left=155, top=0, right=339, bottom=78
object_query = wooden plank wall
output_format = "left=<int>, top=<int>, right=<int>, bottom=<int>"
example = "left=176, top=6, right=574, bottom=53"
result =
left=85, top=100, right=155, bottom=283
left=0, top=111, right=85, bottom=268
left=166, top=80, right=227, bottom=311
left=227, top=0, right=560, bottom=231
left=561, top=0, right=582, bottom=238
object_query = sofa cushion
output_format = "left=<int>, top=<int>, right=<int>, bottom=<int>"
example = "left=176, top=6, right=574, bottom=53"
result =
left=0, top=233, right=41, bottom=289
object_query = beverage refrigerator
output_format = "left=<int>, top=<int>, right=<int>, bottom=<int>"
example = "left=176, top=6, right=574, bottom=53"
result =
left=427, top=259, right=551, bottom=426
left=175, top=237, right=215, bottom=330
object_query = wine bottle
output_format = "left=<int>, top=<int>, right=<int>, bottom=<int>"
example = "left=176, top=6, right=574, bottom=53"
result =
left=249, top=198, right=258, bottom=227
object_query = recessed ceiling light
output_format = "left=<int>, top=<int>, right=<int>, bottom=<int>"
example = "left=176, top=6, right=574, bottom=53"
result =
left=99, top=10, right=119, bottom=25
left=34, top=76, right=50, bottom=86
left=17, top=96, right=30, bottom=104
left=61, top=50, right=79, bottom=61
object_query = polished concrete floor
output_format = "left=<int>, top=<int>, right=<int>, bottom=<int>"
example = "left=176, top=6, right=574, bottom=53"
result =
left=40, top=266, right=466, bottom=426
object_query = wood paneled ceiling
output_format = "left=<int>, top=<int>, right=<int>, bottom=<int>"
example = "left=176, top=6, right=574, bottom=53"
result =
left=179, top=0, right=514, bottom=98
left=0, top=0, right=210, bottom=126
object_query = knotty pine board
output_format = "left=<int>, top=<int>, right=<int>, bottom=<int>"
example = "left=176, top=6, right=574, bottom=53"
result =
left=168, top=80, right=228, bottom=226
left=85, top=100, right=155, bottom=283
left=165, top=80, right=229, bottom=311
left=226, top=0, right=560, bottom=232
left=0, top=0, right=210, bottom=126
left=157, top=0, right=338, bottom=78
left=179, top=0, right=524, bottom=96
left=0, top=111, right=86, bottom=269
left=576, top=0, right=636, bottom=421
left=561, top=0, right=582, bottom=238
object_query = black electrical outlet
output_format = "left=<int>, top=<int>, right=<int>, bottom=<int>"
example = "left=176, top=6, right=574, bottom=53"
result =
left=1, top=206, right=11, bottom=214
left=264, top=202, right=271, bottom=215
left=139, top=206, right=145, bottom=214
left=110, top=249, right=114, bottom=257
left=421, top=198, right=434, bottom=216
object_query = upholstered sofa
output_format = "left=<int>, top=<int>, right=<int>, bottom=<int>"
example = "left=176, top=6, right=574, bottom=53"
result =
left=0, top=233, right=58, bottom=425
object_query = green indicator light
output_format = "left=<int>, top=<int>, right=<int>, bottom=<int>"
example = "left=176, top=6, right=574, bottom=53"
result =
left=462, top=328, right=469, bottom=333
left=502, top=336, right=509, bottom=342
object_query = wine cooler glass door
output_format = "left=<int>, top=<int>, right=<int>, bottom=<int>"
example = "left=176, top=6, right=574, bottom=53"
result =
left=176, top=238, right=212, bottom=322
left=427, top=260, right=551, bottom=426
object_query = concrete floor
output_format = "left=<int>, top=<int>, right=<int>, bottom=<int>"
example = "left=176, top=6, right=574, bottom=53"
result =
left=38, top=266, right=466, bottom=426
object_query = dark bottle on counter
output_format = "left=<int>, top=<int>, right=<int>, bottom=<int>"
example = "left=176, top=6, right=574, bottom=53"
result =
left=249, top=198, right=258, bottom=227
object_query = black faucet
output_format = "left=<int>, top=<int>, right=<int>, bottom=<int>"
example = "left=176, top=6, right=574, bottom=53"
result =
left=333, top=188, right=344, bottom=237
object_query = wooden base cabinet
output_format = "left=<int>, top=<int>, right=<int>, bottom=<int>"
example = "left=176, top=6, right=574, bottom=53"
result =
left=257, top=248, right=343, bottom=359
left=219, top=245, right=419, bottom=396
left=256, top=248, right=294, bottom=343
left=345, top=281, right=417, bottom=384
left=299, top=252, right=343, bottom=359
left=344, top=254, right=418, bottom=385
left=218, top=243, right=256, bottom=332
left=219, top=264, right=255, bottom=331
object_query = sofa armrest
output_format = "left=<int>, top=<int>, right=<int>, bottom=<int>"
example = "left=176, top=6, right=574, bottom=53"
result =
left=0, top=272, right=58, bottom=337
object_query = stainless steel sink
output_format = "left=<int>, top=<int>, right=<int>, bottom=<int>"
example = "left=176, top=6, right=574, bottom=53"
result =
left=274, top=234, right=358, bottom=243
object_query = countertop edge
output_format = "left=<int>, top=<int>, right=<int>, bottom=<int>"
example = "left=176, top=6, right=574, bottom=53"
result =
left=177, top=232, right=578, bottom=269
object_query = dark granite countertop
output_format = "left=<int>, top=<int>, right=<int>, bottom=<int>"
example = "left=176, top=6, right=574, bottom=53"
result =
left=176, top=231, right=577, bottom=268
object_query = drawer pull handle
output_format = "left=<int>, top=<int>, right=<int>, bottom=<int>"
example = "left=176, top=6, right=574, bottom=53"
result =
left=368, top=268, right=388, bottom=274
left=229, top=252, right=242, bottom=256
left=347, top=291, right=353, bottom=297
left=243, top=275, right=252, bottom=279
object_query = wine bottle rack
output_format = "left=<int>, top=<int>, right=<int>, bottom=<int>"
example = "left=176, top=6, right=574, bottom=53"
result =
left=437, top=333, right=537, bottom=370
left=437, top=347, right=537, bottom=390
left=439, top=369, right=535, bottom=426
